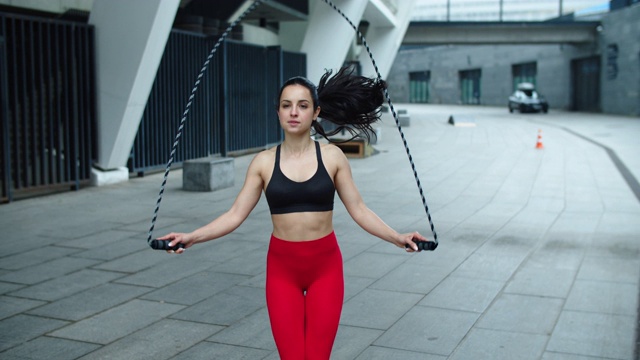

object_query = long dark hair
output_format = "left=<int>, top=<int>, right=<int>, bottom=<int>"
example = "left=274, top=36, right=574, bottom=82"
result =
left=277, top=66, right=387, bottom=143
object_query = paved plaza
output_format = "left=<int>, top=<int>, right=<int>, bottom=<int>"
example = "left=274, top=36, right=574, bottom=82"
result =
left=1, top=104, right=639, bottom=359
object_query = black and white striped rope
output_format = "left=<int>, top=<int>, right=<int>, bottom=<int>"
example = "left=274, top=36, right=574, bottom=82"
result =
left=320, top=0, right=437, bottom=244
left=148, top=0, right=437, bottom=247
left=147, top=0, right=268, bottom=246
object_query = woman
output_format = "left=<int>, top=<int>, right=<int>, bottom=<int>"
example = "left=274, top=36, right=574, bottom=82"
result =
left=158, top=66, right=429, bottom=359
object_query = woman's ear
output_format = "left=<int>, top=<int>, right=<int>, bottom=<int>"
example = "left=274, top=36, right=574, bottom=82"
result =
left=314, top=106, right=321, bottom=119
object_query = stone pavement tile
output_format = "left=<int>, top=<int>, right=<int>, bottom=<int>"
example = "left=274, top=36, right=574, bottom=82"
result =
left=355, top=346, right=446, bottom=360
left=564, top=280, right=638, bottom=315
left=450, top=252, right=524, bottom=282
left=504, top=266, right=576, bottom=299
left=0, top=246, right=81, bottom=270
left=341, top=288, right=423, bottom=330
left=0, top=314, right=68, bottom=352
left=27, top=283, right=152, bottom=321
left=369, top=262, right=450, bottom=294
left=74, top=236, right=150, bottom=261
left=374, top=306, right=480, bottom=356
left=534, top=239, right=588, bottom=268
left=0, top=296, right=45, bottom=320
left=77, top=319, right=223, bottom=360
left=588, top=234, right=640, bottom=261
left=44, top=219, right=125, bottom=241
left=332, top=325, right=384, bottom=359
left=432, top=195, right=492, bottom=227
left=479, top=232, right=538, bottom=257
left=59, top=229, right=141, bottom=250
left=171, top=342, right=272, bottom=360
left=114, top=255, right=215, bottom=288
left=170, top=285, right=265, bottom=326
left=93, top=247, right=174, bottom=274
left=577, top=255, right=640, bottom=284
left=0, top=282, right=23, bottom=295
left=344, top=275, right=375, bottom=302
left=210, top=247, right=268, bottom=276
left=9, top=269, right=123, bottom=302
left=207, top=308, right=275, bottom=351
left=542, top=351, right=613, bottom=360
left=459, top=202, right=525, bottom=232
left=476, top=293, right=563, bottom=334
left=338, top=242, right=372, bottom=262
left=546, top=310, right=635, bottom=359
left=50, top=299, right=184, bottom=345
left=343, top=252, right=407, bottom=279
left=596, top=212, right=640, bottom=238
left=547, top=211, right=602, bottom=237
left=419, top=276, right=503, bottom=313
left=0, top=257, right=99, bottom=286
left=141, top=271, right=250, bottom=306
left=449, top=328, right=548, bottom=360
left=1, top=336, right=100, bottom=360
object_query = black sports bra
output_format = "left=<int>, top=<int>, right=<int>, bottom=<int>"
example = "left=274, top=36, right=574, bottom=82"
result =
left=265, top=141, right=335, bottom=215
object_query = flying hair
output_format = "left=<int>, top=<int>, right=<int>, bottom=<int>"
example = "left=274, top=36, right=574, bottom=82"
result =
left=278, top=65, right=387, bottom=143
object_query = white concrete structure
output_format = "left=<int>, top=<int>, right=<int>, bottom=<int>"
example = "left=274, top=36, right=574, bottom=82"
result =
left=2, top=0, right=416, bottom=184
left=88, top=0, right=180, bottom=173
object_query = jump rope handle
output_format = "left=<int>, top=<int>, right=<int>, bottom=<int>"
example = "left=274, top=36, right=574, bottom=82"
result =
left=405, top=238, right=438, bottom=252
left=149, top=239, right=185, bottom=251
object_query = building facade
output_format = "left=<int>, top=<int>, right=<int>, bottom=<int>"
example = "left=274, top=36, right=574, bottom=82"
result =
left=387, top=3, right=639, bottom=116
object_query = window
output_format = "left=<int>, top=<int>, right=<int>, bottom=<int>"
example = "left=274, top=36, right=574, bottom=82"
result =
left=512, top=62, right=537, bottom=91
left=459, top=69, right=481, bottom=105
left=409, top=71, right=430, bottom=103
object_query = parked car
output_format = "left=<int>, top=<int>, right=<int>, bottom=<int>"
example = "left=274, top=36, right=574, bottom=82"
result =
left=508, top=82, right=549, bottom=113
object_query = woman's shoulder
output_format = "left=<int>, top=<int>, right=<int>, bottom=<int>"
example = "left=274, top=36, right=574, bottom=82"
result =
left=319, top=142, right=348, bottom=164
left=249, top=146, right=276, bottom=168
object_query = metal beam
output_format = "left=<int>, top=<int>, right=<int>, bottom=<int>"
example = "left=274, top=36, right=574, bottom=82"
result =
left=403, top=21, right=600, bottom=45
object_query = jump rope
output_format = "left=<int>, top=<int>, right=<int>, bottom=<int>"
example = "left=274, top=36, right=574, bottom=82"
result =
left=147, top=0, right=438, bottom=252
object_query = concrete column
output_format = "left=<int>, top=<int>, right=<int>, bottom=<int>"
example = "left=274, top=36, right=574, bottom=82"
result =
left=301, top=0, right=367, bottom=83
left=89, top=0, right=179, bottom=183
left=359, top=0, right=416, bottom=79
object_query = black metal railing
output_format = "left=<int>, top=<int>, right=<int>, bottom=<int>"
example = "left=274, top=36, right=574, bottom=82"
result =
left=0, top=13, right=96, bottom=203
left=130, top=31, right=306, bottom=174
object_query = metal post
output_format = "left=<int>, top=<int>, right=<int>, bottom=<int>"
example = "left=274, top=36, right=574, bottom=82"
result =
left=219, top=40, right=229, bottom=157
left=0, top=35, right=13, bottom=202
left=559, top=0, right=563, bottom=17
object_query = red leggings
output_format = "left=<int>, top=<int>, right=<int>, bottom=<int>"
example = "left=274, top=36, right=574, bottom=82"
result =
left=266, top=231, right=344, bottom=360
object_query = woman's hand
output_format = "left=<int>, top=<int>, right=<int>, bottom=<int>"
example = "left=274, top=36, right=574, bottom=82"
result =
left=157, top=232, right=193, bottom=254
left=397, top=231, right=429, bottom=252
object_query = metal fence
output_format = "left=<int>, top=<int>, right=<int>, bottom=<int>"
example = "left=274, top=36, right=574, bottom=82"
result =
left=0, top=13, right=96, bottom=203
left=130, top=32, right=306, bottom=174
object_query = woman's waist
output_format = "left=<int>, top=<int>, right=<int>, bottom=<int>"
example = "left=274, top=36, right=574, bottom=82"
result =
left=270, top=211, right=333, bottom=241
left=269, top=230, right=339, bottom=256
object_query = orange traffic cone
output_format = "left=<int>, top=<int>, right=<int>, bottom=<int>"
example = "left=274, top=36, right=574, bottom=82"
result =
left=535, top=129, right=544, bottom=149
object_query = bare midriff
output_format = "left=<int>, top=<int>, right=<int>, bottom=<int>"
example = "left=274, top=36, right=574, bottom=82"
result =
left=271, top=211, right=334, bottom=241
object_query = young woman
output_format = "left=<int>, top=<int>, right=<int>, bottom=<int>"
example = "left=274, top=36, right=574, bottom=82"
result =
left=158, top=66, right=429, bottom=359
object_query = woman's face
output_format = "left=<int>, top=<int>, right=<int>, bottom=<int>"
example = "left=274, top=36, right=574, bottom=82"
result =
left=278, top=84, right=320, bottom=134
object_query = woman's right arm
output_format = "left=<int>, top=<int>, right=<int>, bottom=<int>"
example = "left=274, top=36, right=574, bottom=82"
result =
left=158, top=153, right=268, bottom=251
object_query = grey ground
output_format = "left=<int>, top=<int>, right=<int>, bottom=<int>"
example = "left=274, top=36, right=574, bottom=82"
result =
left=1, top=104, right=639, bottom=359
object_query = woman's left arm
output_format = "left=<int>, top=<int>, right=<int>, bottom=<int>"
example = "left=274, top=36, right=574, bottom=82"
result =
left=328, top=145, right=426, bottom=251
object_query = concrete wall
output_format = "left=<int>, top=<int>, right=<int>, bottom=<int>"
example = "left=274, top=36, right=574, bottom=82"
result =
left=600, top=4, right=640, bottom=116
left=387, top=43, right=594, bottom=110
left=0, top=0, right=92, bottom=12
left=388, top=4, right=640, bottom=116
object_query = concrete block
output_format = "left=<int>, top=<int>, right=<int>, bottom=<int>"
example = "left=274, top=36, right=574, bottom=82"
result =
left=397, top=109, right=410, bottom=127
left=183, top=157, right=234, bottom=192
left=448, top=114, right=477, bottom=127
left=91, top=166, right=129, bottom=186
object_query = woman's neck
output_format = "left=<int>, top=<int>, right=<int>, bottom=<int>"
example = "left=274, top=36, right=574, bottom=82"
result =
left=281, top=136, right=314, bottom=156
